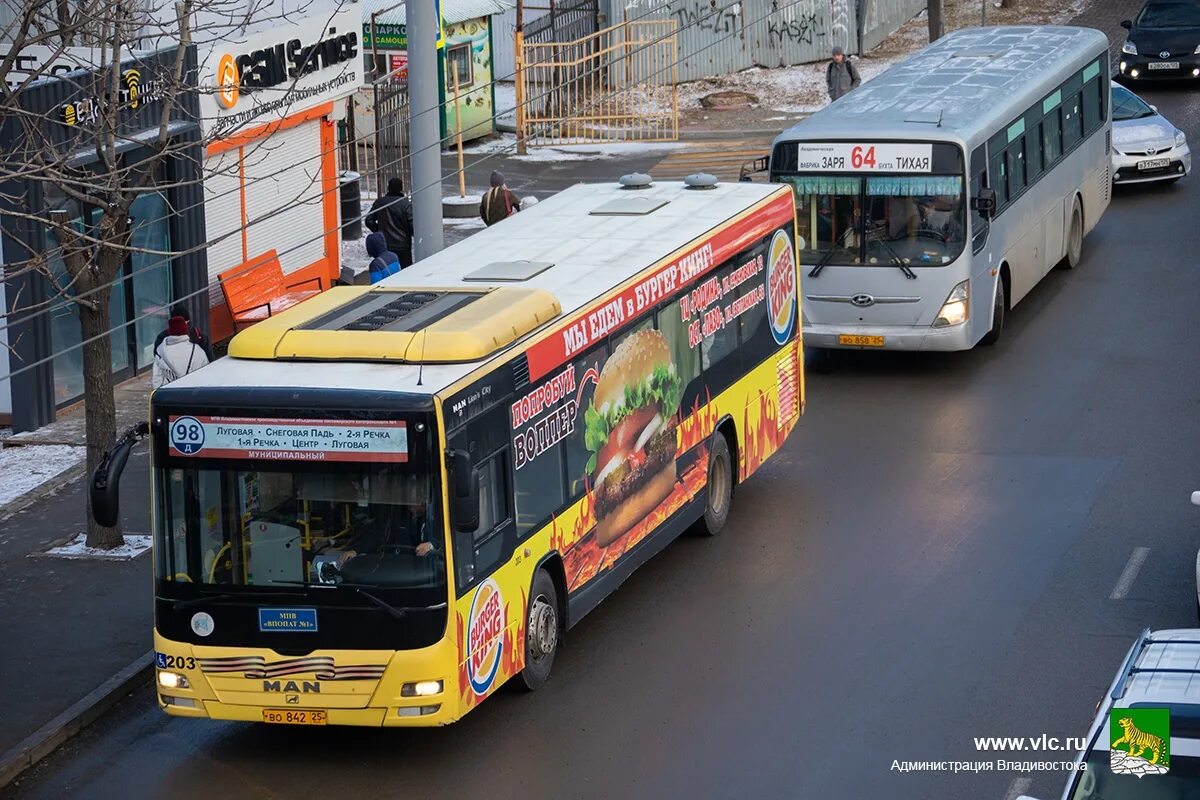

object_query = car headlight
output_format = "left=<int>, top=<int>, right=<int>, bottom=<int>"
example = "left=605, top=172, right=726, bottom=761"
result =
left=933, top=280, right=969, bottom=328
left=1177, top=130, right=1187, bottom=148
left=1123, top=40, right=1137, bottom=55
left=1194, top=43, right=1200, bottom=54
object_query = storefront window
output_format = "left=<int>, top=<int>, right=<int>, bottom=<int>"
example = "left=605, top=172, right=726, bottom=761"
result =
left=129, top=192, right=173, bottom=369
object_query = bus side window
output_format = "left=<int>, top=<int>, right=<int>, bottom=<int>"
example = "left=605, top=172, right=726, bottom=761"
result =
left=987, top=133, right=1008, bottom=209
left=512, top=396, right=567, bottom=540
left=448, top=405, right=515, bottom=594
left=1043, top=108, right=1063, bottom=164
left=970, top=144, right=989, bottom=254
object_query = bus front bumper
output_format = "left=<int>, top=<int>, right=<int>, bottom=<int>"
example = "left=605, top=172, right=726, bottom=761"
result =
left=160, top=698, right=459, bottom=726
left=803, top=322, right=974, bottom=352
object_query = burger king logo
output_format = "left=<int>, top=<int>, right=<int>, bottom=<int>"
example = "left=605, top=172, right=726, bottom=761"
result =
left=767, top=229, right=797, bottom=345
left=466, top=579, right=504, bottom=695
left=215, top=54, right=240, bottom=109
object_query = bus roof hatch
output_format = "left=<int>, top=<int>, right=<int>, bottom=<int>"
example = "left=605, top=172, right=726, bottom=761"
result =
left=226, top=285, right=562, bottom=363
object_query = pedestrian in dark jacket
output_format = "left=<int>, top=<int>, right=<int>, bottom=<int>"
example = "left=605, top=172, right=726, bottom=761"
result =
left=480, top=171, right=521, bottom=226
left=366, top=232, right=400, bottom=284
left=365, top=177, right=414, bottom=267
left=154, top=303, right=214, bottom=361
left=826, top=46, right=861, bottom=103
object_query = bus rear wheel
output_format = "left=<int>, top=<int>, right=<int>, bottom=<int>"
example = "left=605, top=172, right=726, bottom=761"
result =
left=1059, top=198, right=1083, bottom=270
left=515, top=569, right=558, bottom=692
left=693, top=431, right=733, bottom=537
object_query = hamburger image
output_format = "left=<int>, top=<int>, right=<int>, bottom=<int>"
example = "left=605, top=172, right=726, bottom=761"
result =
left=584, top=329, right=683, bottom=547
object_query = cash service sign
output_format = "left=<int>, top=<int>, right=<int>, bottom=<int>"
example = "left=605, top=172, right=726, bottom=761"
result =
left=167, top=416, right=408, bottom=462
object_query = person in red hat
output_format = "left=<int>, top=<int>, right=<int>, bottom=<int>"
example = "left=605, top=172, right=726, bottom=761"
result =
left=152, top=314, right=210, bottom=388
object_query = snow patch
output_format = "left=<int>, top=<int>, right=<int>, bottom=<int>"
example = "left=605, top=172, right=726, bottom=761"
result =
left=462, top=133, right=688, bottom=161
left=38, top=532, right=152, bottom=561
left=0, top=444, right=86, bottom=509
left=444, top=194, right=483, bottom=205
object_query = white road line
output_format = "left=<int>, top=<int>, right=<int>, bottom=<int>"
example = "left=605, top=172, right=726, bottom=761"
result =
left=1110, top=546, right=1151, bottom=600
left=1003, top=777, right=1032, bottom=800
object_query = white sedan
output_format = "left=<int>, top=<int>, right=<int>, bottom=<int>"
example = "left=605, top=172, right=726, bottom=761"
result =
left=1111, top=82, right=1191, bottom=185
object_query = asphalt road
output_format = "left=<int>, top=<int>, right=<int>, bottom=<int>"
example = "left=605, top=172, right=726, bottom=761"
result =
left=7, top=84, right=1200, bottom=800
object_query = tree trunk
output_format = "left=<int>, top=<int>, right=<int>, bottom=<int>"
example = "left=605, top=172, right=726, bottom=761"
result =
left=79, top=281, right=122, bottom=549
left=928, top=0, right=944, bottom=42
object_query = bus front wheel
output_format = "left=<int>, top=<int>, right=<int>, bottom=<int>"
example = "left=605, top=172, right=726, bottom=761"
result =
left=515, top=569, right=559, bottom=691
left=979, top=276, right=1005, bottom=346
left=1059, top=198, right=1083, bottom=270
left=693, top=431, right=733, bottom=537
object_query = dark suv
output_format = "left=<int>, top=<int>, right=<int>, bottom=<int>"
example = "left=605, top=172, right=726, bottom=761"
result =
left=1119, top=0, right=1200, bottom=82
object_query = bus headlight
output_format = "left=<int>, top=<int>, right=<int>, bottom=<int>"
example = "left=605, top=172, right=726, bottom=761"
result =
left=401, top=680, right=443, bottom=697
left=933, top=281, right=969, bottom=328
left=158, top=671, right=189, bottom=689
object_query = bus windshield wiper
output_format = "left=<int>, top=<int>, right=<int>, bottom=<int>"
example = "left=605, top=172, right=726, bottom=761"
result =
left=340, top=585, right=449, bottom=620
left=806, top=241, right=844, bottom=278
left=866, top=230, right=917, bottom=279
left=170, top=589, right=306, bottom=611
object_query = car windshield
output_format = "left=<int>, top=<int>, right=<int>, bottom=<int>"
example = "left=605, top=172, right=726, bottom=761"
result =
left=784, top=174, right=966, bottom=267
left=1112, top=85, right=1156, bottom=121
left=1135, top=2, right=1200, bottom=27
left=156, top=463, right=445, bottom=591
left=1071, top=746, right=1200, bottom=798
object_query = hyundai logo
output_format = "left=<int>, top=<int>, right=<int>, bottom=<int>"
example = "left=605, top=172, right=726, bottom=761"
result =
left=850, top=294, right=875, bottom=307
left=1160, top=50, right=1171, bottom=59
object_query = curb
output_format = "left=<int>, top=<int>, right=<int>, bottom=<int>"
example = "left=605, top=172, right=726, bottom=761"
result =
left=0, top=651, right=154, bottom=789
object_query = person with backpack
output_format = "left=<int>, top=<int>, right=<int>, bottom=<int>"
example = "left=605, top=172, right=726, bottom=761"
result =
left=480, top=171, right=521, bottom=226
left=152, top=315, right=210, bottom=389
left=826, top=46, right=861, bottom=103
left=365, top=177, right=415, bottom=267
left=153, top=303, right=213, bottom=361
left=365, top=232, right=401, bottom=284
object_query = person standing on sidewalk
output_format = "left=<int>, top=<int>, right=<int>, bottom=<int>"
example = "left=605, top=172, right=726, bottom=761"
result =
left=154, top=303, right=214, bottom=361
left=826, top=46, right=861, bottom=103
left=365, top=177, right=415, bottom=267
left=480, top=171, right=521, bottom=227
left=152, top=315, right=210, bottom=388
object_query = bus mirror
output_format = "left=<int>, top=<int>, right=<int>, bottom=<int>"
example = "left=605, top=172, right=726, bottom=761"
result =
left=90, top=421, right=149, bottom=528
left=972, top=188, right=997, bottom=218
left=448, top=450, right=480, bottom=533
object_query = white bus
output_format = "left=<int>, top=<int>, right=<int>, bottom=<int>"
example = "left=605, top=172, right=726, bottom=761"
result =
left=769, top=26, right=1111, bottom=352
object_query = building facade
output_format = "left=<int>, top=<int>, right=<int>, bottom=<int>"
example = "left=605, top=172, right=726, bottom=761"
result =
left=0, top=46, right=208, bottom=432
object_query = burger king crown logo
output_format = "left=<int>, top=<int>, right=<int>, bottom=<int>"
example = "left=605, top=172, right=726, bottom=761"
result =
left=467, top=579, right=504, bottom=695
left=767, top=229, right=797, bottom=345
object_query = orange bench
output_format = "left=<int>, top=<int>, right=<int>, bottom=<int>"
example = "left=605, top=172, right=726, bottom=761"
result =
left=217, top=250, right=323, bottom=330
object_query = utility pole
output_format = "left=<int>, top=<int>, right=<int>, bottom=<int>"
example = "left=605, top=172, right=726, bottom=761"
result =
left=515, top=0, right=526, bottom=155
left=928, top=0, right=944, bottom=41
left=407, top=0, right=445, bottom=259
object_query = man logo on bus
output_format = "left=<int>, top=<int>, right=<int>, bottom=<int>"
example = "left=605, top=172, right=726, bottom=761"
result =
left=767, top=229, right=797, bottom=345
left=467, top=579, right=504, bottom=695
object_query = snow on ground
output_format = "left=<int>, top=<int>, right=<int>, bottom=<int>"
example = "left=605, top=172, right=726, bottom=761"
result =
left=462, top=133, right=687, bottom=161
left=0, top=444, right=85, bottom=509
left=495, top=81, right=516, bottom=122
left=39, top=532, right=152, bottom=561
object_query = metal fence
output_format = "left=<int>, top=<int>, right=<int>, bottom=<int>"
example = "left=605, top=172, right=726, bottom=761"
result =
left=339, top=71, right=410, bottom=197
left=858, top=0, right=925, bottom=53
left=602, top=0, right=859, bottom=81
left=519, top=18, right=678, bottom=147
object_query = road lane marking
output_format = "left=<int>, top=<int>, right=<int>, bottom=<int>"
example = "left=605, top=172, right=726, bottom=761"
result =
left=1110, top=547, right=1151, bottom=600
left=1003, top=777, right=1032, bottom=800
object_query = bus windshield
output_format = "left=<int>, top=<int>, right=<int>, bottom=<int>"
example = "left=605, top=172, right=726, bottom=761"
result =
left=783, top=174, right=966, bottom=267
left=156, top=461, right=445, bottom=592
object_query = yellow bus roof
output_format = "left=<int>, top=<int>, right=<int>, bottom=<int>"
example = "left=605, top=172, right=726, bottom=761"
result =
left=171, top=179, right=790, bottom=398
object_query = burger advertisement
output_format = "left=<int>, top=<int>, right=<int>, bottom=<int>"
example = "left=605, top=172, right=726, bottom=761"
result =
left=583, top=330, right=682, bottom=547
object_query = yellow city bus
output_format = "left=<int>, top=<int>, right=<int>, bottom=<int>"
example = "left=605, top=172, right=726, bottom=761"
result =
left=94, top=177, right=805, bottom=726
